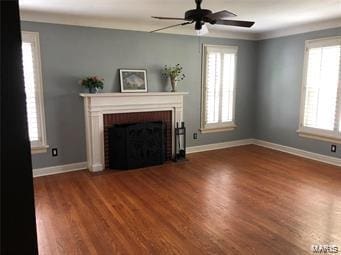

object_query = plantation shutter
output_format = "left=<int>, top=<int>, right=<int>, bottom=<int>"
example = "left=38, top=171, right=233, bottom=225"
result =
left=203, top=45, right=237, bottom=130
left=21, top=31, right=47, bottom=150
left=22, top=41, right=40, bottom=142
left=221, top=53, right=236, bottom=122
left=302, top=39, right=341, bottom=134
left=205, top=51, right=221, bottom=124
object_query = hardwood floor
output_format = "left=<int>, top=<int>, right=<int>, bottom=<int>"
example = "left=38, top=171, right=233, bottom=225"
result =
left=34, top=145, right=341, bottom=255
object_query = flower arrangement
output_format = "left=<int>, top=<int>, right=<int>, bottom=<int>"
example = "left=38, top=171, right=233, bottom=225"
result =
left=162, top=64, right=185, bottom=92
left=162, top=64, right=185, bottom=81
left=80, top=76, right=104, bottom=93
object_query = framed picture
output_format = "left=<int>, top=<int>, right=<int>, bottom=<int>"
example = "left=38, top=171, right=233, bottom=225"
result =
left=119, top=69, right=148, bottom=92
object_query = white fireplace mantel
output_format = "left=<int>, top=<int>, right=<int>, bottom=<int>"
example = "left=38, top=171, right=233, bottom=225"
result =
left=80, top=92, right=188, bottom=172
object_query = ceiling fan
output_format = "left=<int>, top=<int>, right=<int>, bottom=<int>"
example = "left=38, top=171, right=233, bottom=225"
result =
left=150, top=0, right=255, bottom=33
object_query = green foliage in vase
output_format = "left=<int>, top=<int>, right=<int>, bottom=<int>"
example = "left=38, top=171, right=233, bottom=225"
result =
left=162, top=64, right=186, bottom=81
left=79, top=76, right=104, bottom=89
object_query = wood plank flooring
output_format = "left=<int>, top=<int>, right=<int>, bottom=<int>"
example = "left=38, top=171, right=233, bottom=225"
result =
left=34, top=145, right=341, bottom=254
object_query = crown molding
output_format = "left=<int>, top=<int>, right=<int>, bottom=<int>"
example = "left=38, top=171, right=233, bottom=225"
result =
left=20, top=10, right=341, bottom=41
left=256, top=18, right=341, bottom=40
left=19, top=10, right=258, bottom=40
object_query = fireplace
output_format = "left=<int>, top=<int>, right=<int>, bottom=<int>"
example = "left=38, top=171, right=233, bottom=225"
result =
left=108, top=121, right=165, bottom=169
left=103, top=111, right=172, bottom=168
left=80, top=92, right=187, bottom=172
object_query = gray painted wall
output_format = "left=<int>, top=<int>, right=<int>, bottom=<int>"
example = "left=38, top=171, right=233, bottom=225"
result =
left=21, top=22, right=257, bottom=168
left=21, top=21, right=341, bottom=169
left=255, top=27, right=341, bottom=158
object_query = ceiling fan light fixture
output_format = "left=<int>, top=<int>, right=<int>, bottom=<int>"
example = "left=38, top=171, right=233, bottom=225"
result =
left=196, top=24, right=208, bottom=36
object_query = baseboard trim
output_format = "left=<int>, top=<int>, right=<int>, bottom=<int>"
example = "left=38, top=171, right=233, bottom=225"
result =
left=33, top=138, right=340, bottom=177
left=33, top=162, right=87, bottom=177
left=253, top=140, right=341, bottom=167
left=33, top=139, right=254, bottom=177
left=187, top=139, right=255, bottom=154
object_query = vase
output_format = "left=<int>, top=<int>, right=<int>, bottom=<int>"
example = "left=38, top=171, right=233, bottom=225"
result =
left=88, top=87, right=98, bottom=94
left=170, top=78, right=177, bottom=92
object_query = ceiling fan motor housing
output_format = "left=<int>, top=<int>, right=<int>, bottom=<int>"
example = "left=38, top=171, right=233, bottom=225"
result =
left=185, top=9, right=212, bottom=29
left=185, top=9, right=212, bottom=21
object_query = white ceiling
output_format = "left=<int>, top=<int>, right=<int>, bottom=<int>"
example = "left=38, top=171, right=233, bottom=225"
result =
left=19, top=0, right=341, bottom=39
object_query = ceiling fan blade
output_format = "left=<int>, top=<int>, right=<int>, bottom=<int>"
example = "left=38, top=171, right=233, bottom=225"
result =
left=205, top=10, right=237, bottom=21
left=151, top=16, right=186, bottom=21
left=215, top=19, right=255, bottom=28
left=150, top=22, right=192, bottom=33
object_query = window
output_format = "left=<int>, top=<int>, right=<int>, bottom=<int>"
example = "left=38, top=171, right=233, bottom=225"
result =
left=298, top=36, right=341, bottom=143
left=201, top=44, right=238, bottom=133
left=22, top=31, right=48, bottom=153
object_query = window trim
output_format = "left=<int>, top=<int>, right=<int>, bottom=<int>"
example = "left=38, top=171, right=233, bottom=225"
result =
left=22, top=31, right=48, bottom=153
left=200, top=44, right=238, bottom=133
left=297, top=36, right=341, bottom=144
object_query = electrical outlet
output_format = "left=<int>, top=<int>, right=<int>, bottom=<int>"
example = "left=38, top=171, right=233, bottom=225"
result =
left=331, top=145, right=336, bottom=153
left=193, top=133, right=198, bottom=139
left=52, top=148, right=58, bottom=157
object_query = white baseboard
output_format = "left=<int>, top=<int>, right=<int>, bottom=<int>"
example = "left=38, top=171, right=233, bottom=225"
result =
left=188, top=138, right=340, bottom=167
left=33, top=138, right=340, bottom=177
left=187, top=139, right=255, bottom=154
left=33, top=161, right=87, bottom=177
left=253, top=139, right=341, bottom=167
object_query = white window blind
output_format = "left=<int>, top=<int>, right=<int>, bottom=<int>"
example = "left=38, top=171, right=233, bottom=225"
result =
left=201, top=45, right=237, bottom=132
left=21, top=31, right=48, bottom=153
left=299, top=37, right=341, bottom=142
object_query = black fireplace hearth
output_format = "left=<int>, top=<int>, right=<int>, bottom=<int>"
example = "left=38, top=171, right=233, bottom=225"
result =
left=108, top=121, right=165, bottom=169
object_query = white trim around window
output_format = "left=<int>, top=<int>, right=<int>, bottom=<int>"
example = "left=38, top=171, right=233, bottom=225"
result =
left=297, top=36, right=341, bottom=144
left=200, top=44, right=238, bottom=133
left=22, top=31, right=48, bottom=153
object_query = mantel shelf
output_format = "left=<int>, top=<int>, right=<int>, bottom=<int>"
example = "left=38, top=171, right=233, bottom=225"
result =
left=80, top=92, right=189, bottom=97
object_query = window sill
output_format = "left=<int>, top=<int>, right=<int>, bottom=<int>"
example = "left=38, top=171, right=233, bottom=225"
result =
left=31, top=145, right=49, bottom=154
left=200, top=125, right=237, bottom=134
left=297, top=130, right=341, bottom=144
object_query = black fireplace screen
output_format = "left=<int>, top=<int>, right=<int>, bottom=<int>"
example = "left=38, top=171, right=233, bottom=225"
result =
left=108, top=121, right=165, bottom=169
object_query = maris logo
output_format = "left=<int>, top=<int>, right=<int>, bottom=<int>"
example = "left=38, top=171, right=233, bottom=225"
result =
left=311, top=244, right=339, bottom=254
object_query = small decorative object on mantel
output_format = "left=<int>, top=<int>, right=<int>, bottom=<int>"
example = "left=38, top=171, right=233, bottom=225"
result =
left=120, top=69, right=148, bottom=93
left=80, top=76, right=104, bottom=93
left=162, top=64, right=185, bottom=92
left=174, top=121, right=186, bottom=162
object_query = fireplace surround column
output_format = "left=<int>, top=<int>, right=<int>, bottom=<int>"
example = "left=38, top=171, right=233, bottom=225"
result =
left=87, top=110, right=104, bottom=171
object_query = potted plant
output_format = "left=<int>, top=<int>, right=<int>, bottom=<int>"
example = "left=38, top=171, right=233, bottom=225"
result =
left=162, top=64, right=185, bottom=92
left=80, top=76, right=104, bottom=93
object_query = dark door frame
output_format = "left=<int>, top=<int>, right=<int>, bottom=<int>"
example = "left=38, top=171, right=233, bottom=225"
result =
left=1, top=1, right=39, bottom=254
